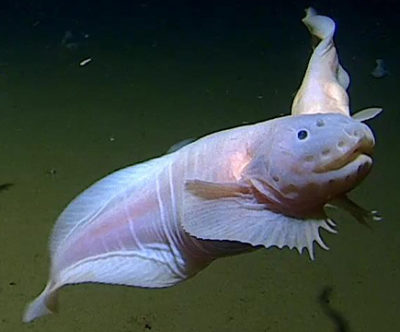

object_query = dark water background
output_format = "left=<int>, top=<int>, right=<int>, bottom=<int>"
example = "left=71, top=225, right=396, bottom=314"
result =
left=0, top=1, right=398, bottom=331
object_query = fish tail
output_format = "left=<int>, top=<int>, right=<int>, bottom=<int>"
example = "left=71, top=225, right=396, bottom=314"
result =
left=23, top=282, right=58, bottom=323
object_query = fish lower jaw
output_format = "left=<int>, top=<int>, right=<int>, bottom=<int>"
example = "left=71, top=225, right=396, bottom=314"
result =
left=266, top=154, right=372, bottom=217
left=312, top=154, right=372, bottom=200
left=324, top=153, right=372, bottom=182
left=314, top=147, right=369, bottom=173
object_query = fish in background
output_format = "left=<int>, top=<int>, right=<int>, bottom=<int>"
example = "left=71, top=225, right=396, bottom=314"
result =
left=60, top=29, right=90, bottom=52
left=60, top=30, right=79, bottom=51
left=23, top=8, right=382, bottom=323
left=371, top=59, right=389, bottom=78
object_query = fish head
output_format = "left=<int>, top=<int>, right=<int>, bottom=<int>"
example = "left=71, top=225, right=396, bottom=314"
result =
left=248, top=113, right=375, bottom=216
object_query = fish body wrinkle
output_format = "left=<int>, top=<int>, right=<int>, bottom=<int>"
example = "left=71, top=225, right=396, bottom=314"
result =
left=23, top=123, right=261, bottom=322
left=23, top=8, right=382, bottom=323
left=23, top=113, right=376, bottom=323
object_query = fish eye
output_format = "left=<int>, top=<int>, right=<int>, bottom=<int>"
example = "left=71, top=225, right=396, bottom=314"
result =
left=297, top=129, right=308, bottom=140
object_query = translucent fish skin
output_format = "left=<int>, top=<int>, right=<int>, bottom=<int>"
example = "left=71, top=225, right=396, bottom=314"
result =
left=23, top=113, right=376, bottom=323
left=292, top=8, right=350, bottom=117
left=48, top=121, right=266, bottom=282
left=23, top=7, right=381, bottom=323
left=22, top=121, right=264, bottom=323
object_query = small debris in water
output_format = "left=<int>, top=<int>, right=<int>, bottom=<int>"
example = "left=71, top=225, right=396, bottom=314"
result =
left=46, top=169, right=57, bottom=176
left=79, top=58, right=92, bottom=67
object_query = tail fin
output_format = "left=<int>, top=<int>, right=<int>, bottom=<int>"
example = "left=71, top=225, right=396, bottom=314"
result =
left=23, top=283, right=58, bottom=323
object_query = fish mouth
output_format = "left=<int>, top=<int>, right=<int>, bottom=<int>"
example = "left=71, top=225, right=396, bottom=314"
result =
left=321, top=153, right=373, bottom=192
left=314, top=142, right=374, bottom=174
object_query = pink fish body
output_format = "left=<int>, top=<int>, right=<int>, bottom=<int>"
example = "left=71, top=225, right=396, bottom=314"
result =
left=23, top=112, right=377, bottom=322
left=23, top=8, right=382, bottom=323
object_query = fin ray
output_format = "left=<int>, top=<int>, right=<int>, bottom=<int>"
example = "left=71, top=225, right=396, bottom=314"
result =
left=182, top=180, right=333, bottom=259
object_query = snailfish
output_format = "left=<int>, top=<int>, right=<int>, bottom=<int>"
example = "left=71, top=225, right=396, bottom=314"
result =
left=23, top=8, right=382, bottom=323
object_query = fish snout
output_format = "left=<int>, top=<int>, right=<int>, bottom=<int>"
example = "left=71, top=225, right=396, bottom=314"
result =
left=344, top=121, right=375, bottom=156
left=338, top=121, right=375, bottom=165
left=313, top=120, right=375, bottom=173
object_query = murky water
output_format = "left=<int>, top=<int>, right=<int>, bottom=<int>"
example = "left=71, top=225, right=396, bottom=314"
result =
left=0, top=1, right=398, bottom=331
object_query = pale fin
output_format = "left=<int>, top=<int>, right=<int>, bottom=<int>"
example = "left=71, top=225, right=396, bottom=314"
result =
left=23, top=283, right=58, bottom=323
left=167, top=138, right=195, bottom=153
left=326, top=195, right=382, bottom=227
left=351, top=107, right=383, bottom=122
left=59, top=245, right=185, bottom=287
left=337, top=64, right=350, bottom=91
left=185, top=179, right=250, bottom=199
left=183, top=179, right=336, bottom=260
left=49, top=156, right=167, bottom=255
left=291, top=7, right=350, bottom=117
left=24, top=244, right=186, bottom=322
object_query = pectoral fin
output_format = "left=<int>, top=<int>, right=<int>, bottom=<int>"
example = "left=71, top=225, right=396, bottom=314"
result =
left=326, top=195, right=382, bottom=227
left=185, top=179, right=251, bottom=199
left=182, top=179, right=336, bottom=259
